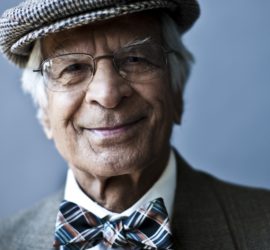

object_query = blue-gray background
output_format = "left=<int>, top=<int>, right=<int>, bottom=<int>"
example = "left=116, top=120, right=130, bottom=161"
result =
left=0, top=1, right=270, bottom=219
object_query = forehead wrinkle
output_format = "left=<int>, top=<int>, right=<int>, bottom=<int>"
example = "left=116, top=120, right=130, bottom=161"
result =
left=43, top=33, right=95, bottom=57
left=90, top=29, right=109, bottom=55
left=42, top=13, right=162, bottom=58
left=44, top=35, right=158, bottom=59
left=42, top=30, right=74, bottom=57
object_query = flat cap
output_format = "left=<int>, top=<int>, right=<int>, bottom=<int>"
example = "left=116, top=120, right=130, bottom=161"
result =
left=0, top=0, right=200, bottom=68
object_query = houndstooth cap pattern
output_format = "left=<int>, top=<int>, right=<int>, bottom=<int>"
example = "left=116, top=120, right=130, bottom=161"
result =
left=0, top=0, right=200, bottom=68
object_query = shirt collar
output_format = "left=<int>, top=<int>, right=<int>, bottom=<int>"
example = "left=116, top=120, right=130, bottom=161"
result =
left=64, top=149, right=176, bottom=219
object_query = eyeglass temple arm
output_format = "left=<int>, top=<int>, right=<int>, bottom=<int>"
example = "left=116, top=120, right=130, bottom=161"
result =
left=33, top=69, right=42, bottom=74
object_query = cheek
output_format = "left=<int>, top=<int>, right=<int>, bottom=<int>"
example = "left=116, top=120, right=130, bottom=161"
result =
left=47, top=92, right=85, bottom=154
left=48, top=92, right=84, bottom=126
left=137, top=79, right=175, bottom=125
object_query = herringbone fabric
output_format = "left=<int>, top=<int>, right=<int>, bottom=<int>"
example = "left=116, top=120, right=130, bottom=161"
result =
left=0, top=0, right=200, bottom=67
left=54, top=198, right=173, bottom=249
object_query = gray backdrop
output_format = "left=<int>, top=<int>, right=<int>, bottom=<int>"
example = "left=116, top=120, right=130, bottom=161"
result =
left=1, top=1, right=270, bottom=219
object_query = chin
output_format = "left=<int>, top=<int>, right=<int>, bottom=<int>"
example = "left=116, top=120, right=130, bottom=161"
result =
left=78, top=148, right=150, bottom=177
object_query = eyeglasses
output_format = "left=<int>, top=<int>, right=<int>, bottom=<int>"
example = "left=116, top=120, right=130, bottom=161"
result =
left=33, top=43, right=172, bottom=92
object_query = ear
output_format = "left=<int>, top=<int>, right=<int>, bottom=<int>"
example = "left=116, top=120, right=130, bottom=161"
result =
left=172, top=88, right=183, bottom=125
left=39, top=108, right=53, bottom=139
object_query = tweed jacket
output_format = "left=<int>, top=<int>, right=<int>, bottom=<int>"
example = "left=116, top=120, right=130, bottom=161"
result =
left=1, top=154, right=270, bottom=250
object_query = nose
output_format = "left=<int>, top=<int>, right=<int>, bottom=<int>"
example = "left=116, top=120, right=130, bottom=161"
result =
left=84, top=59, right=133, bottom=108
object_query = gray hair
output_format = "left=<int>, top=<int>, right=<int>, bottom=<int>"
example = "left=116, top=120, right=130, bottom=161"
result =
left=160, top=13, right=193, bottom=94
left=21, top=12, right=193, bottom=125
left=21, top=39, right=47, bottom=124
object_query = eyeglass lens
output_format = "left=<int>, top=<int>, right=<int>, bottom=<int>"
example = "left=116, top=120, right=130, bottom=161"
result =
left=42, top=44, right=168, bottom=92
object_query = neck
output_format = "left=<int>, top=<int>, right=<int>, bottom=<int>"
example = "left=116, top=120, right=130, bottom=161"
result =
left=70, top=150, right=170, bottom=213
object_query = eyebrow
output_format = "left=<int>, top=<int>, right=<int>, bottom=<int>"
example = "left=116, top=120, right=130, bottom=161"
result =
left=50, top=41, right=74, bottom=56
left=42, top=37, right=73, bottom=59
left=122, top=37, right=153, bottom=48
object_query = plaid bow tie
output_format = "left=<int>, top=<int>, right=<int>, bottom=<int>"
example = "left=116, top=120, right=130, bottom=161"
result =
left=53, top=198, right=173, bottom=249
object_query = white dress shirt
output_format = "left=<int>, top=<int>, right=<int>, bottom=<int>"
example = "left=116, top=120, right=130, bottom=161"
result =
left=64, top=150, right=177, bottom=249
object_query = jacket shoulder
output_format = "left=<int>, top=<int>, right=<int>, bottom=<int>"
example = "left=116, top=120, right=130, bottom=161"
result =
left=205, top=171, right=270, bottom=213
left=174, top=151, right=270, bottom=249
left=0, top=189, right=63, bottom=250
left=203, top=171, right=270, bottom=249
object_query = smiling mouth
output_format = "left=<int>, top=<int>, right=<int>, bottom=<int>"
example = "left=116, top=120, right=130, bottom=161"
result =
left=86, top=117, right=146, bottom=137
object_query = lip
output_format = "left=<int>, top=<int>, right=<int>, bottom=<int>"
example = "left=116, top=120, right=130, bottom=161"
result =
left=85, top=117, right=146, bottom=138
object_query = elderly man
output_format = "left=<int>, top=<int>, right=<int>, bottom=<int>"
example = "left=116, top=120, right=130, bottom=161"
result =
left=0, top=0, right=270, bottom=249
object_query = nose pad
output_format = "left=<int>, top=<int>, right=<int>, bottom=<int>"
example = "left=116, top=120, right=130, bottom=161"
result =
left=84, top=60, right=133, bottom=108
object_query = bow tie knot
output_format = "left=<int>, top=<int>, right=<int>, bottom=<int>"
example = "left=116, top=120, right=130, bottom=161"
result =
left=54, top=198, right=173, bottom=249
left=102, top=219, right=129, bottom=247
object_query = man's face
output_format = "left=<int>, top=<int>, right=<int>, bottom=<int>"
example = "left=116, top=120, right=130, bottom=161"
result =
left=42, top=13, right=180, bottom=179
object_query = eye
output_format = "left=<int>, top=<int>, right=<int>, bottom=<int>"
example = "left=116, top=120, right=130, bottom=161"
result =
left=123, top=56, right=151, bottom=64
left=125, top=56, right=145, bottom=63
left=55, top=63, right=93, bottom=87
left=62, top=63, right=92, bottom=75
left=117, top=55, right=157, bottom=73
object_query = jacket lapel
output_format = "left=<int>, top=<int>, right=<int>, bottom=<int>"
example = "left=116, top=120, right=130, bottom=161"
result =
left=171, top=152, right=237, bottom=250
